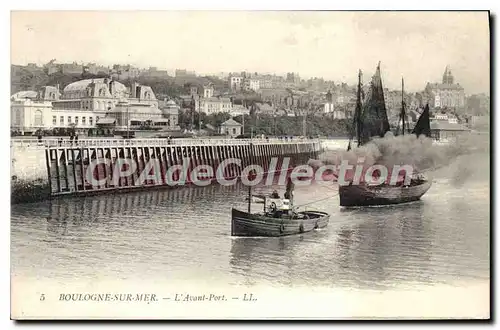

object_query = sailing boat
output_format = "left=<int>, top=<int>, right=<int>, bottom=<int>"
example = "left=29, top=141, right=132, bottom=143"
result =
left=412, top=103, right=431, bottom=138
left=339, top=62, right=432, bottom=207
left=231, top=176, right=330, bottom=237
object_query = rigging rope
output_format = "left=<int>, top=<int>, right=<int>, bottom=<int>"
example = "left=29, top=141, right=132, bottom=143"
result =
left=292, top=193, right=339, bottom=209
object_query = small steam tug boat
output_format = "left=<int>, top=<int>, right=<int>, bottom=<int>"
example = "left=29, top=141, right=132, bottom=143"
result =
left=231, top=177, right=330, bottom=237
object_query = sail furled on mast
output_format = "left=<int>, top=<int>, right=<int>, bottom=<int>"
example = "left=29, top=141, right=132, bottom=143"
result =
left=359, top=62, right=391, bottom=146
left=412, top=103, right=431, bottom=138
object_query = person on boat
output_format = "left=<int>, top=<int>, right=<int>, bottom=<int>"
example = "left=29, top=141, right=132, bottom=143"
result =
left=284, top=177, right=294, bottom=200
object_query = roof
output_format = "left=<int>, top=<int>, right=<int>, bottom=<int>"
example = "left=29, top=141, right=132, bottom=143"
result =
left=11, top=91, right=38, bottom=99
left=96, top=117, right=116, bottom=124
left=221, top=118, right=242, bottom=127
left=430, top=121, right=469, bottom=131
left=114, top=103, right=162, bottom=115
left=63, top=78, right=127, bottom=93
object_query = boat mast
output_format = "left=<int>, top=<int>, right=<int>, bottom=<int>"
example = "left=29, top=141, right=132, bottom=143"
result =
left=356, top=69, right=363, bottom=146
left=248, top=185, right=251, bottom=213
left=247, top=144, right=255, bottom=213
left=348, top=69, right=362, bottom=150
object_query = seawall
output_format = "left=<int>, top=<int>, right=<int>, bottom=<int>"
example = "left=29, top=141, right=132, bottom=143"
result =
left=11, top=138, right=323, bottom=204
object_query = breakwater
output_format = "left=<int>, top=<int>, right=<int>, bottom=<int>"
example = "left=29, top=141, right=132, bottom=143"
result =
left=11, top=138, right=323, bottom=204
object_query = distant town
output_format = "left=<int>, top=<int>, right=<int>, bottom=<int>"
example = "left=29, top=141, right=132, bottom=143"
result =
left=11, top=60, right=490, bottom=139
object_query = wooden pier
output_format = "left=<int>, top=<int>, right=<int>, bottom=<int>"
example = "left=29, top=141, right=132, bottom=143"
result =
left=25, top=138, right=323, bottom=199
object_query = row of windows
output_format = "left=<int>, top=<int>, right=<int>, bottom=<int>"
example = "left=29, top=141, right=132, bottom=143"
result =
left=54, top=100, right=116, bottom=110
left=52, top=115, right=96, bottom=126
left=50, top=115, right=176, bottom=126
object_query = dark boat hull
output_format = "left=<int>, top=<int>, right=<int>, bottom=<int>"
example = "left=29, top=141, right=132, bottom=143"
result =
left=339, top=180, right=432, bottom=207
left=231, top=208, right=329, bottom=237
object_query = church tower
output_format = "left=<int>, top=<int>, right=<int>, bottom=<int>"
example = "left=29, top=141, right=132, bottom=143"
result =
left=442, top=65, right=454, bottom=84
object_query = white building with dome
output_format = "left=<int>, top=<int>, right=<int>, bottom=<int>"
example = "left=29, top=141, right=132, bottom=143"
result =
left=11, top=86, right=60, bottom=135
left=11, top=77, right=177, bottom=135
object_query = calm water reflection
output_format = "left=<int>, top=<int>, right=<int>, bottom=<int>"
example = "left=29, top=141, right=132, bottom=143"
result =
left=11, top=155, right=489, bottom=290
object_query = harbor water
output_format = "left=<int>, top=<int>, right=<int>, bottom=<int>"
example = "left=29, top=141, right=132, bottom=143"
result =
left=10, top=152, right=490, bottom=318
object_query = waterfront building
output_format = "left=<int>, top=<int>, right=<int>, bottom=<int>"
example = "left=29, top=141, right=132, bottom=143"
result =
left=11, top=90, right=57, bottom=135
left=430, top=121, right=470, bottom=141
left=220, top=118, right=242, bottom=137
left=11, top=77, right=175, bottom=135
left=55, top=79, right=161, bottom=133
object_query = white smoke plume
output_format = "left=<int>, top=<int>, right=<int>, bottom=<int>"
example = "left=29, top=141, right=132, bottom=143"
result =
left=312, top=132, right=489, bottom=182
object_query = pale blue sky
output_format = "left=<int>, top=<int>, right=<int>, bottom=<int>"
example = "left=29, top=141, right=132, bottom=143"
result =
left=11, top=11, right=490, bottom=94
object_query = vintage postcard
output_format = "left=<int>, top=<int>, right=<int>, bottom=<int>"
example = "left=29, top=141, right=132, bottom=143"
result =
left=10, top=11, right=490, bottom=320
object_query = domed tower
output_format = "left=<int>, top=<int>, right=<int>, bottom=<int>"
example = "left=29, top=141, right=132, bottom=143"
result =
left=442, top=65, right=454, bottom=84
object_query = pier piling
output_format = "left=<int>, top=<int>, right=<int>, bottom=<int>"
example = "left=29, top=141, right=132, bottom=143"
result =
left=12, top=138, right=323, bottom=203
